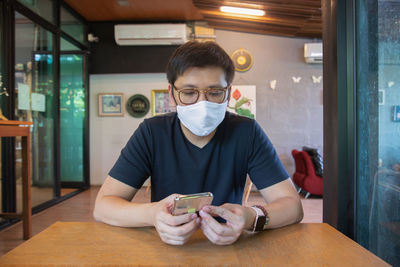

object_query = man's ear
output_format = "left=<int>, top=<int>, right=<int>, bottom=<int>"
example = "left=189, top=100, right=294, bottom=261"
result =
left=168, top=84, right=177, bottom=107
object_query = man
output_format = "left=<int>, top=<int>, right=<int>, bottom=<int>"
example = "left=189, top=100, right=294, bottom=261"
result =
left=94, top=41, right=303, bottom=246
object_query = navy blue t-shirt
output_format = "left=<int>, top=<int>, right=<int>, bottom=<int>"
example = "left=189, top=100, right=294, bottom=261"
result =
left=109, top=112, right=289, bottom=206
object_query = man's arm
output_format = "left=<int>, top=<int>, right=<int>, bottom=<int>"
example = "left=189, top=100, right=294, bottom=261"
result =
left=198, top=178, right=303, bottom=245
left=93, top=175, right=156, bottom=227
left=93, top=176, right=200, bottom=245
left=258, top=178, right=304, bottom=229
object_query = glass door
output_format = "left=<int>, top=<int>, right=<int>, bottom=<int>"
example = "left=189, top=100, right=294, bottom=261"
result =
left=14, top=12, right=55, bottom=209
left=60, top=52, right=87, bottom=190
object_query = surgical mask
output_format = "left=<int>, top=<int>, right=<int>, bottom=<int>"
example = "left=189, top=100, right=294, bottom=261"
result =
left=177, top=101, right=227, bottom=136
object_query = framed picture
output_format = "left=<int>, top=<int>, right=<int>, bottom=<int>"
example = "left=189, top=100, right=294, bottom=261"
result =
left=98, top=93, right=124, bottom=116
left=151, top=90, right=176, bottom=116
left=228, top=85, right=256, bottom=119
left=378, top=89, right=385, bottom=105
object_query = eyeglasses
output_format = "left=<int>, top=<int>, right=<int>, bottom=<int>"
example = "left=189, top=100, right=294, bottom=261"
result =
left=172, top=85, right=228, bottom=105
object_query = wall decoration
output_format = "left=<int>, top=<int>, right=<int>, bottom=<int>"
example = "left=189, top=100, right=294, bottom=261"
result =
left=393, top=106, right=400, bottom=122
left=388, top=81, right=395, bottom=88
left=378, top=89, right=385, bottom=105
left=228, top=85, right=256, bottom=119
left=270, top=80, right=277, bottom=90
left=126, top=94, right=150, bottom=118
left=152, top=90, right=176, bottom=116
left=292, top=76, right=302, bottom=83
left=231, top=48, right=253, bottom=72
left=312, top=75, right=322, bottom=83
left=98, top=93, right=124, bottom=116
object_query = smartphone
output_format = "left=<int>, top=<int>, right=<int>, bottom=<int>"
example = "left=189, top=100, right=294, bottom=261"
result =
left=171, top=192, right=213, bottom=216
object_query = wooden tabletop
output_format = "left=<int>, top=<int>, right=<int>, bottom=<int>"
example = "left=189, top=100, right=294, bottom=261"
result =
left=0, top=120, right=33, bottom=126
left=0, top=222, right=389, bottom=266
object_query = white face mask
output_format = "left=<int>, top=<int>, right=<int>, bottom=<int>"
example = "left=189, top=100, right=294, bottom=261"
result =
left=177, top=101, right=228, bottom=137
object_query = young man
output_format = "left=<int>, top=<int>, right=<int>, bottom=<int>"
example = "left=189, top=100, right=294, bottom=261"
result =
left=94, top=41, right=303, bottom=246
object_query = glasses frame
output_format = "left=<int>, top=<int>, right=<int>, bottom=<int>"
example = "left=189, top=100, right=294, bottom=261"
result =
left=172, top=85, right=229, bottom=105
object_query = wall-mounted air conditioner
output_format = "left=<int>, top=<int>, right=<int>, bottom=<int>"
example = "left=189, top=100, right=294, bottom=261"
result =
left=304, top=43, right=323, bottom=64
left=114, top=24, right=188, bottom=46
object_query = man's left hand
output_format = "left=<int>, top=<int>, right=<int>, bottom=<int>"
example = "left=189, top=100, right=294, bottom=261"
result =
left=198, top=204, right=256, bottom=245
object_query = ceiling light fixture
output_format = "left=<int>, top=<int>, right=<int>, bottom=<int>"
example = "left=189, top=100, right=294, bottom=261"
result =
left=220, top=6, right=265, bottom=16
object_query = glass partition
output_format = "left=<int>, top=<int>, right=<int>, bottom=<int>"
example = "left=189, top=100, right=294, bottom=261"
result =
left=17, top=0, right=54, bottom=24
left=356, top=1, right=400, bottom=266
left=61, top=6, right=85, bottom=44
left=14, top=12, right=55, bottom=209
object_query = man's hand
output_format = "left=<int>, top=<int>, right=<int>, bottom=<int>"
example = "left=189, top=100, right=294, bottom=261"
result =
left=198, top=204, right=256, bottom=245
left=152, top=194, right=200, bottom=245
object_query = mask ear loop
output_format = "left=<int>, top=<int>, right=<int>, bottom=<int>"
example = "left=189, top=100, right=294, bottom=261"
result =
left=169, top=84, right=178, bottom=106
left=225, top=85, right=232, bottom=103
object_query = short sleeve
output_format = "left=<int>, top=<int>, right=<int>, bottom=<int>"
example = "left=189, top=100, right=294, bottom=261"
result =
left=108, top=121, right=152, bottom=189
left=247, top=121, right=289, bottom=189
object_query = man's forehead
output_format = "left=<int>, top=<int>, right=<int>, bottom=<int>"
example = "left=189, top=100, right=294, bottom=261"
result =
left=175, top=66, right=227, bottom=86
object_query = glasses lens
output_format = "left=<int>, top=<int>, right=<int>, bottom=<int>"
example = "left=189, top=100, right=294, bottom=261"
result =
left=179, top=89, right=199, bottom=104
left=206, top=89, right=225, bottom=103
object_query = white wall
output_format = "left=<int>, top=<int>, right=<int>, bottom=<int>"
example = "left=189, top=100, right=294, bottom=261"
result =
left=90, top=73, right=168, bottom=185
left=90, top=30, right=323, bottom=185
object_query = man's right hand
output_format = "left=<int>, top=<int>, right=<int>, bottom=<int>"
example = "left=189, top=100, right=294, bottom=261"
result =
left=152, top=194, right=200, bottom=245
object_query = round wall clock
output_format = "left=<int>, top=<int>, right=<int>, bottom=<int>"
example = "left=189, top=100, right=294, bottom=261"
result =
left=126, top=94, right=150, bottom=118
left=231, top=48, right=253, bottom=72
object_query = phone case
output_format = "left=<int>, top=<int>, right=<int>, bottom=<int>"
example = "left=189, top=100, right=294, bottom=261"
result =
left=172, top=192, right=213, bottom=216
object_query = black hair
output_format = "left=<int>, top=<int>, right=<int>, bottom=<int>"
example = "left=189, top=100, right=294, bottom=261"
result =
left=166, top=41, right=235, bottom=85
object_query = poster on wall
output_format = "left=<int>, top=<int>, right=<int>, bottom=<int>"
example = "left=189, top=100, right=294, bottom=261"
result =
left=228, top=85, right=256, bottom=119
left=18, top=83, right=30, bottom=110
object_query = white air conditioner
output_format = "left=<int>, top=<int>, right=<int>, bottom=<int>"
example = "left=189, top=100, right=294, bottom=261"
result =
left=304, top=43, right=323, bottom=64
left=114, top=24, right=188, bottom=46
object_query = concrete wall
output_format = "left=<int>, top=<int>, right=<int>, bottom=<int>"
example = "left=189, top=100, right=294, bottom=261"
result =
left=215, top=29, right=323, bottom=178
left=90, top=30, right=323, bottom=185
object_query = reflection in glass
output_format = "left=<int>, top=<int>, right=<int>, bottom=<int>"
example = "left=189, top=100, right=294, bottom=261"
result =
left=15, top=12, right=55, bottom=210
left=60, top=54, right=85, bottom=183
left=61, top=37, right=81, bottom=51
left=61, top=6, right=85, bottom=44
left=17, top=0, right=54, bottom=24
left=356, top=1, right=400, bottom=266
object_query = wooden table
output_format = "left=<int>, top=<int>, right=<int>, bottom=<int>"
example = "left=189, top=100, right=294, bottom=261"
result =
left=0, top=222, right=389, bottom=266
left=0, top=120, right=32, bottom=240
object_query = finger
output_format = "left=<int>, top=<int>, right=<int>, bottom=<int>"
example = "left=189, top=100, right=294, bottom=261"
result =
left=200, top=220, right=235, bottom=245
left=202, top=205, right=239, bottom=224
left=199, top=210, right=234, bottom=236
left=158, top=217, right=200, bottom=237
left=160, top=236, right=187, bottom=246
left=160, top=232, right=188, bottom=245
left=160, top=207, right=198, bottom=226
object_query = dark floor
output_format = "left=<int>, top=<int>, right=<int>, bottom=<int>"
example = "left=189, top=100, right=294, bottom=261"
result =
left=0, top=186, right=322, bottom=256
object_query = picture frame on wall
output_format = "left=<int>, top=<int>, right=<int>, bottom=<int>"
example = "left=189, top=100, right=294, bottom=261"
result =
left=98, top=93, right=124, bottom=116
left=151, top=90, right=176, bottom=116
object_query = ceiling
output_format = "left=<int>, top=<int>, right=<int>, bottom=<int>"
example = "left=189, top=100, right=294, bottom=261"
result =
left=64, top=0, right=322, bottom=38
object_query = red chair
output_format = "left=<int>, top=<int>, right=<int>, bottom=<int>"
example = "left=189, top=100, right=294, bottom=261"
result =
left=291, top=149, right=323, bottom=198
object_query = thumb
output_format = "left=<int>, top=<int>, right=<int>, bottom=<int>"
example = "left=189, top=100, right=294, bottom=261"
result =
left=162, top=193, right=180, bottom=205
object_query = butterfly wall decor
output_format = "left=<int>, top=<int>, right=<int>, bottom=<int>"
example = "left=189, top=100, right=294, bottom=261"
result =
left=292, top=77, right=302, bottom=83
left=312, top=75, right=322, bottom=83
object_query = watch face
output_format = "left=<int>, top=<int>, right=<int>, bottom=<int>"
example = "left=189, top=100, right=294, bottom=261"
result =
left=255, top=216, right=267, bottom=232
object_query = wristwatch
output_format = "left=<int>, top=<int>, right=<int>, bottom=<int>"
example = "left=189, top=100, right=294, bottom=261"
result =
left=250, top=205, right=269, bottom=232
